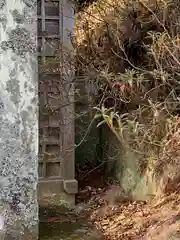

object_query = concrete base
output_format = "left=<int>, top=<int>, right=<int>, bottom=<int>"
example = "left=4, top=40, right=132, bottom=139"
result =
left=38, top=177, right=64, bottom=197
left=38, top=177, right=76, bottom=207
left=0, top=230, right=5, bottom=240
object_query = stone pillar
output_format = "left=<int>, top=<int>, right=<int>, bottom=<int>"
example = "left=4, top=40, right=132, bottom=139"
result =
left=61, top=0, right=78, bottom=204
left=0, top=0, right=38, bottom=239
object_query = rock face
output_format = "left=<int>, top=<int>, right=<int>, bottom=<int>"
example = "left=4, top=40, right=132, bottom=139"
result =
left=0, top=0, right=38, bottom=239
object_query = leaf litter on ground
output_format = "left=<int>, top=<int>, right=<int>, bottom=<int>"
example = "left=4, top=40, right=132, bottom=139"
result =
left=76, top=183, right=180, bottom=239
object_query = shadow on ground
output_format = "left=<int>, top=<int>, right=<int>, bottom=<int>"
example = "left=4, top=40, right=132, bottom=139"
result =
left=39, top=206, right=103, bottom=240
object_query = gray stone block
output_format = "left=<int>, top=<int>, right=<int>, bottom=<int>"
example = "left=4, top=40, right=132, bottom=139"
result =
left=63, top=179, right=78, bottom=194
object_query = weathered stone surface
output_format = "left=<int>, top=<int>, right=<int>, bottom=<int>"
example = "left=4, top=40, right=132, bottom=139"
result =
left=0, top=0, right=38, bottom=239
left=63, top=179, right=78, bottom=194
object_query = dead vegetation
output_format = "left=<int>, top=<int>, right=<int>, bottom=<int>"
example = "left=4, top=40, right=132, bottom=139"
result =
left=76, top=0, right=180, bottom=196
left=74, top=0, right=180, bottom=238
left=90, top=191, right=180, bottom=239
left=75, top=182, right=180, bottom=239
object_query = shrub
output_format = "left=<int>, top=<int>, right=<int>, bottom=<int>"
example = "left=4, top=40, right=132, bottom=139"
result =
left=76, top=0, right=180, bottom=194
